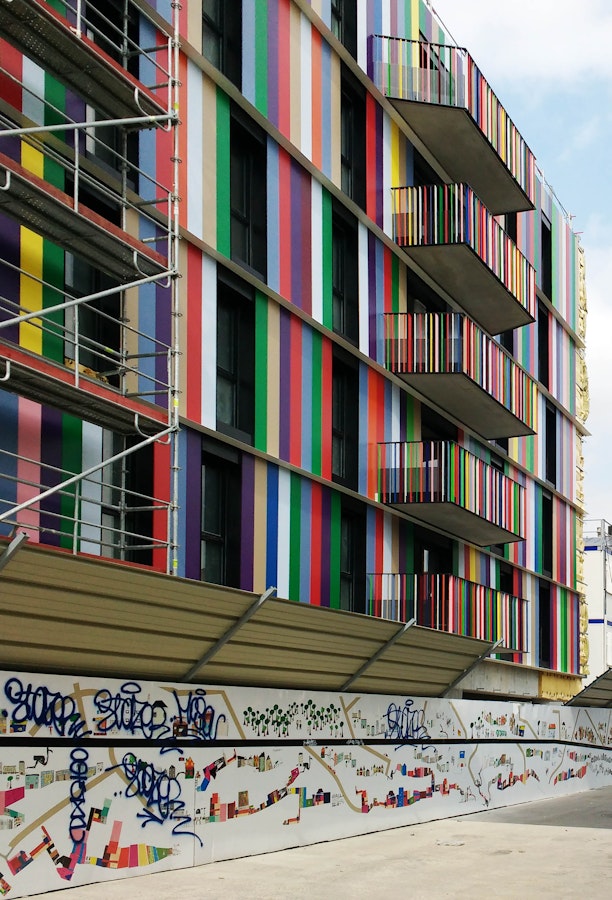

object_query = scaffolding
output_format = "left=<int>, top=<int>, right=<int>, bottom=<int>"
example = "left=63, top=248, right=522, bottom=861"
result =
left=0, top=0, right=181, bottom=572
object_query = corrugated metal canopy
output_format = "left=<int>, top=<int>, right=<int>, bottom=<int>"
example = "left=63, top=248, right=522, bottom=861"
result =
left=565, top=668, right=612, bottom=707
left=0, top=540, right=493, bottom=696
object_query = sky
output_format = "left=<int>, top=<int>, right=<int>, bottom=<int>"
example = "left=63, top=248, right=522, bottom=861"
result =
left=428, top=0, right=612, bottom=525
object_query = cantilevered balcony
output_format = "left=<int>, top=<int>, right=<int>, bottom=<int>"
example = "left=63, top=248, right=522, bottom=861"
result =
left=384, top=313, right=536, bottom=439
left=370, top=35, right=536, bottom=214
left=367, top=572, right=527, bottom=652
left=391, top=183, right=536, bottom=335
left=377, top=441, right=524, bottom=547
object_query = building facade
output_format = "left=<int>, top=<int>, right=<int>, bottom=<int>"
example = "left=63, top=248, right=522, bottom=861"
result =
left=582, top=520, right=612, bottom=683
left=0, top=0, right=588, bottom=699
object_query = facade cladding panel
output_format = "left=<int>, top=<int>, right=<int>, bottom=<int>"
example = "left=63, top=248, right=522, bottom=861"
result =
left=0, top=0, right=587, bottom=690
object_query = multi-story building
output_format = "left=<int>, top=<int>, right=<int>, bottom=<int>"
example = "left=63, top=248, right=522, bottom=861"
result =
left=0, top=0, right=588, bottom=701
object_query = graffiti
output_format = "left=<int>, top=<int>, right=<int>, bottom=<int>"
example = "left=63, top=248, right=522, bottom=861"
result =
left=172, top=689, right=226, bottom=740
left=68, top=748, right=89, bottom=845
left=93, top=682, right=169, bottom=739
left=385, top=699, right=432, bottom=749
left=110, top=752, right=202, bottom=846
left=3, top=678, right=90, bottom=738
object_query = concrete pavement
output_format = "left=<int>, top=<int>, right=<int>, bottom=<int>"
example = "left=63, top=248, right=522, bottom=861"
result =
left=40, top=787, right=612, bottom=899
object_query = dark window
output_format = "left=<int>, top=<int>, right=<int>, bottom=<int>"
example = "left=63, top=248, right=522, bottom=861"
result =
left=85, top=0, right=139, bottom=71
left=499, top=562, right=513, bottom=595
left=65, top=255, right=121, bottom=385
left=339, top=499, right=366, bottom=612
left=407, top=270, right=449, bottom=315
left=421, top=404, right=458, bottom=443
left=332, top=202, right=359, bottom=344
left=332, top=351, right=359, bottom=490
left=230, top=110, right=267, bottom=278
left=505, top=212, right=517, bottom=243
left=216, top=272, right=255, bottom=444
left=541, top=214, right=552, bottom=299
left=331, top=0, right=357, bottom=58
left=542, top=491, right=553, bottom=577
left=538, top=300, right=549, bottom=389
left=499, top=329, right=513, bottom=354
left=413, top=149, right=443, bottom=189
left=201, top=441, right=241, bottom=587
left=418, top=32, right=440, bottom=73
left=545, top=401, right=556, bottom=486
left=538, top=579, right=552, bottom=668
left=413, top=524, right=452, bottom=576
left=101, top=433, right=153, bottom=567
left=340, top=66, right=366, bottom=209
left=202, top=0, right=242, bottom=88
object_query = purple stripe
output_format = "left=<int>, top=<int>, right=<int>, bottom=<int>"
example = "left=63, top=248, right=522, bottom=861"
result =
left=0, top=213, right=20, bottom=344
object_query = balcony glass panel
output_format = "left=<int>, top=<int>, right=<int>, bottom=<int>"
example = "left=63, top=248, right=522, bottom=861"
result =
left=377, top=440, right=524, bottom=546
left=370, top=35, right=536, bottom=212
left=384, top=312, right=536, bottom=438
left=366, top=572, right=527, bottom=652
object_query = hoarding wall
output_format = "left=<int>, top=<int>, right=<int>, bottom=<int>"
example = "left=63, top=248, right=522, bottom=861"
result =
left=0, top=671, right=611, bottom=897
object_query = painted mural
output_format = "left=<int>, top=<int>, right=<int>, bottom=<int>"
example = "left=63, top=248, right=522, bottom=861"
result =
left=0, top=670, right=610, bottom=897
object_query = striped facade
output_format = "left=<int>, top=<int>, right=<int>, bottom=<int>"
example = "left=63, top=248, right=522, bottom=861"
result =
left=0, top=0, right=586, bottom=690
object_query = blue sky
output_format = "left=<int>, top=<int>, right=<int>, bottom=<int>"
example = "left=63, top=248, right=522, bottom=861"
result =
left=430, top=0, right=612, bottom=523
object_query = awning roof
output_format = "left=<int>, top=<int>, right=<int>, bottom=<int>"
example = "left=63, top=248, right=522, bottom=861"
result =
left=565, top=668, right=612, bottom=708
left=0, top=540, right=494, bottom=697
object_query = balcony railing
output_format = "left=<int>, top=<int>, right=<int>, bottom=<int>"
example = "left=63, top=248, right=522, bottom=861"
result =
left=384, top=312, right=536, bottom=438
left=370, top=35, right=536, bottom=214
left=377, top=441, right=524, bottom=546
left=366, top=572, right=527, bottom=652
left=391, top=183, right=536, bottom=334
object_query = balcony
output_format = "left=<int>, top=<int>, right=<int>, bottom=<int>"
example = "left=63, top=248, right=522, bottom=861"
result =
left=370, top=35, right=535, bottom=214
left=384, top=312, right=536, bottom=439
left=377, top=441, right=524, bottom=547
left=367, top=573, right=527, bottom=652
left=391, top=183, right=535, bottom=335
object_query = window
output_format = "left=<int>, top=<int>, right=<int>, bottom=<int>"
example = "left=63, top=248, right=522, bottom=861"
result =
left=499, top=329, right=513, bottom=355
left=100, top=433, right=154, bottom=567
left=65, top=255, right=121, bottom=384
left=505, top=212, right=517, bottom=244
left=538, top=580, right=552, bottom=668
left=421, top=403, right=458, bottom=443
left=216, top=271, right=255, bottom=444
left=332, top=351, right=359, bottom=490
left=202, top=0, right=242, bottom=88
left=230, top=109, right=267, bottom=278
left=541, top=214, right=552, bottom=299
left=413, top=524, right=452, bottom=576
left=331, top=0, right=357, bottom=58
left=537, top=300, right=549, bottom=389
left=339, top=499, right=365, bottom=612
left=85, top=0, right=139, bottom=71
left=332, top=202, right=359, bottom=344
left=499, top=562, right=513, bottom=595
left=201, top=441, right=241, bottom=587
left=340, top=66, right=366, bottom=209
left=545, top=401, right=557, bottom=486
left=413, top=149, right=443, bottom=189
left=541, top=491, right=553, bottom=577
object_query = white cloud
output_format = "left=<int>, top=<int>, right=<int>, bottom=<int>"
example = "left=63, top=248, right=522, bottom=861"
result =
left=430, top=0, right=612, bottom=86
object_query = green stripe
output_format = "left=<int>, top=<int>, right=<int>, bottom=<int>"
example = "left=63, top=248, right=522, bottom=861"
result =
left=254, top=0, right=268, bottom=116
left=289, top=474, right=301, bottom=601
left=216, top=89, right=231, bottom=257
left=254, top=291, right=268, bottom=452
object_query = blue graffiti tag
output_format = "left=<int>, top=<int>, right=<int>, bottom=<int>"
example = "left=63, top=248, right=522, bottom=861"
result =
left=385, top=699, right=433, bottom=750
left=109, top=752, right=202, bottom=846
left=68, top=747, right=89, bottom=844
left=93, top=682, right=170, bottom=739
left=4, top=677, right=90, bottom=738
left=172, top=689, right=226, bottom=740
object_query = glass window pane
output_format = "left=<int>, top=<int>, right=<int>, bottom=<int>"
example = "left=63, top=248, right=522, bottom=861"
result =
left=216, top=375, right=235, bottom=427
